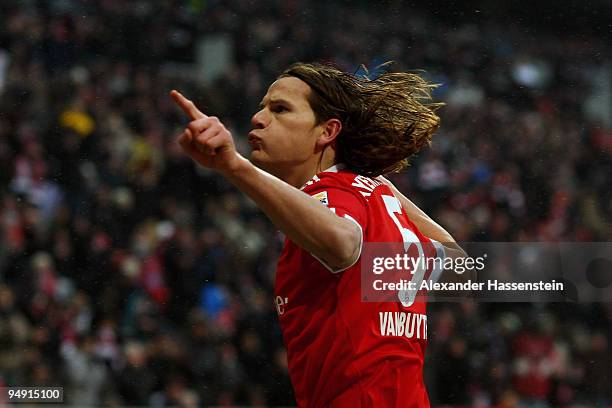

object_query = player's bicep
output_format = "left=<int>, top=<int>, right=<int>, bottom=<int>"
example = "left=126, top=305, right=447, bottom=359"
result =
left=308, top=187, right=367, bottom=273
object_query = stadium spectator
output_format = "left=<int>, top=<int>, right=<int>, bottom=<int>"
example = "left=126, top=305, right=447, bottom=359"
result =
left=0, top=0, right=610, bottom=406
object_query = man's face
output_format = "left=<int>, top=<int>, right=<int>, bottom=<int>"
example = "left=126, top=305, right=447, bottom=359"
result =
left=248, top=77, right=321, bottom=177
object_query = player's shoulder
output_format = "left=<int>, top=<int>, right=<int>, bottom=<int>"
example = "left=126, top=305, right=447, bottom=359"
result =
left=302, top=165, right=386, bottom=200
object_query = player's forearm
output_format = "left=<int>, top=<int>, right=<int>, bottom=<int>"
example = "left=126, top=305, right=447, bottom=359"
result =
left=379, top=177, right=466, bottom=259
left=223, top=157, right=361, bottom=269
left=399, top=196, right=455, bottom=243
left=380, top=178, right=474, bottom=286
left=380, top=178, right=453, bottom=241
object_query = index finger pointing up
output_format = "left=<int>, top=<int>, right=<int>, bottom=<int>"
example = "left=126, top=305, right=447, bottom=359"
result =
left=170, top=90, right=207, bottom=120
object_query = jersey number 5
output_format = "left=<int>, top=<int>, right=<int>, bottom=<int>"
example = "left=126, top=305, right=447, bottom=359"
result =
left=382, top=195, right=426, bottom=307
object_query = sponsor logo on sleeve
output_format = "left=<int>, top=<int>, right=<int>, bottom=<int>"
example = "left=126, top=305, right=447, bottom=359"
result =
left=312, top=191, right=329, bottom=206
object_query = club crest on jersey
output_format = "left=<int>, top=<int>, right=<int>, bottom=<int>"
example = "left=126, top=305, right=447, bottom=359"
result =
left=312, top=191, right=328, bottom=206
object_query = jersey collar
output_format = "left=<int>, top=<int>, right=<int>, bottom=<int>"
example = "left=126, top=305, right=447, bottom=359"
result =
left=323, top=163, right=345, bottom=173
left=299, top=163, right=346, bottom=190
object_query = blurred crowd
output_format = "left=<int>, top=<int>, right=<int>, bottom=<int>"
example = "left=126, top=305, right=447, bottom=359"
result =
left=1, top=0, right=611, bottom=407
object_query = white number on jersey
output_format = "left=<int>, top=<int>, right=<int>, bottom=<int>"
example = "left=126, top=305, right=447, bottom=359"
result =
left=381, top=195, right=426, bottom=307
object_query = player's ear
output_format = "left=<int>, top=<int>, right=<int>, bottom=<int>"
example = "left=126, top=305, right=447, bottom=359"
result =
left=316, top=118, right=342, bottom=148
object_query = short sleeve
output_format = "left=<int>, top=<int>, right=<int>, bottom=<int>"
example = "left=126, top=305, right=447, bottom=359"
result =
left=427, top=239, right=447, bottom=283
left=304, top=174, right=368, bottom=273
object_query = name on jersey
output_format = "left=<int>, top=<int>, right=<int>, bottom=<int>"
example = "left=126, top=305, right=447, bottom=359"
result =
left=351, top=175, right=383, bottom=198
left=379, top=311, right=427, bottom=339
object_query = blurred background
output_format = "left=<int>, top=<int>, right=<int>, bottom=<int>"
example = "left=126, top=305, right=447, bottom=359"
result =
left=1, top=0, right=611, bottom=407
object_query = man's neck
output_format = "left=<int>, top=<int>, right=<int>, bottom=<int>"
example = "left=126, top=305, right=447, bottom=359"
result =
left=283, top=164, right=319, bottom=189
left=282, top=156, right=336, bottom=189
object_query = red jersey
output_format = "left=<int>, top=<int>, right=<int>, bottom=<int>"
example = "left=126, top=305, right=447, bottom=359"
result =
left=275, top=166, right=443, bottom=407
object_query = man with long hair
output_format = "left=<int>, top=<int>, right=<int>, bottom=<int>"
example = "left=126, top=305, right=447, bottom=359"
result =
left=172, top=62, right=461, bottom=407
